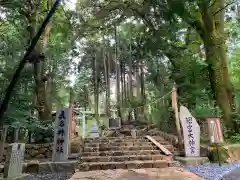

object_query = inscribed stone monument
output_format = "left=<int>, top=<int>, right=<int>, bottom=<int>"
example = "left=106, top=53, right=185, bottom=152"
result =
left=179, top=106, right=200, bottom=157
left=4, top=143, right=25, bottom=179
left=52, top=108, right=70, bottom=162
left=90, top=122, right=99, bottom=138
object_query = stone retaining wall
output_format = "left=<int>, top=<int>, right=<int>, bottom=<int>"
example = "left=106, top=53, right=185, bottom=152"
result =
left=2, top=143, right=53, bottom=162
left=1, top=137, right=82, bottom=163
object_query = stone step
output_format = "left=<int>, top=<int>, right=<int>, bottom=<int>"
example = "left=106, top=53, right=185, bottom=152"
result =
left=83, top=145, right=159, bottom=152
left=80, top=154, right=169, bottom=163
left=151, top=136, right=166, bottom=141
left=84, top=138, right=151, bottom=144
left=82, top=150, right=162, bottom=156
left=84, top=141, right=170, bottom=147
left=84, top=136, right=146, bottom=141
left=76, top=160, right=170, bottom=171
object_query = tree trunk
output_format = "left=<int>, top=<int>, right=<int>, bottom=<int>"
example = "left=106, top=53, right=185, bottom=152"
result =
left=26, top=1, right=53, bottom=121
left=120, top=62, right=124, bottom=106
left=83, top=85, right=88, bottom=111
left=34, top=64, right=52, bottom=120
left=93, top=52, right=101, bottom=128
left=114, top=26, right=122, bottom=121
left=35, top=17, right=52, bottom=121
left=127, top=34, right=133, bottom=122
left=123, top=63, right=127, bottom=106
left=203, top=37, right=234, bottom=129
left=169, top=0, right=236, bottom=131
left=103, top=45, right=110, bottom=117
left=140, top=60, right=145, bottom=116
left=198, top=0, right=236, bottom=130
left=135, top=61, right=141, bottom=120
left=136, top=63, right=141, bottom=100
left=0, top=126, right=8, bottom=161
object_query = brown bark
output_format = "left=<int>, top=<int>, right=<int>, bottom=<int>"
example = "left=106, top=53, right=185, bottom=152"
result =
left=140, top=60, right=145, bottom=114
left=120, top=62, right=124, bottom=106
left=0, top=126, right=8, bottom=161
left=136, top=62, right=141, bottom=100
left=123, top=63, right=127, bottom=105
left=103, top=46, right=110, bottom=117
left=203, top=36, right=234, bottom=128
left=26, top=0, right=53, bottom=121
left=93, top=51, right=100, bottom=127
left=0, top=0, right=61, bottom=126
left=33, top=21, right=52, bottom=120
left=127, top=33, right=133, bottom=122
left=165, top=0, right=235, bottom=130
left=83, top=85, right=88, bottom=111
left=198, top=0, right=235, bottom=129
left=114, top=26, right=122, bottom=121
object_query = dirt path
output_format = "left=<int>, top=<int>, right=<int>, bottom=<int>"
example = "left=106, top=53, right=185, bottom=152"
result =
left=70, top=167, right=204, bottom=180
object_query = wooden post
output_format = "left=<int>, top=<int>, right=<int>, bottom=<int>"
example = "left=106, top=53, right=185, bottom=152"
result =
left=0, top=125, right=8, bottom=162
left=171, top=86, right=183, bottom=148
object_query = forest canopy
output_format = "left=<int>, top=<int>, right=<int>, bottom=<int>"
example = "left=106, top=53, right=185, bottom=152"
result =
left=0, top=0, right=240, bottom=138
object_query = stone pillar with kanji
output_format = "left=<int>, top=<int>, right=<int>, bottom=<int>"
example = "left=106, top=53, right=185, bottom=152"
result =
left=179, top=106, right=200, bottom=157
left=52, top=108, right=70, bottom=162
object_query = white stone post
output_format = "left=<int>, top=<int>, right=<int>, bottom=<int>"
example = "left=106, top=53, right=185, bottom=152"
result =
left=4, top=143, right=25, bottom=179
left=82, top=112, right=86, bottom=139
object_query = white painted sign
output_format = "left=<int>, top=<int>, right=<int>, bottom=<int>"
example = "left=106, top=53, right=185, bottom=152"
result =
left=180, top=106, right=200, bottom=157
left=90, top=122, right=99, bottom=138
left=52, top=108, right=70, bottom=162
left=4, top=143, right=25, bottom=178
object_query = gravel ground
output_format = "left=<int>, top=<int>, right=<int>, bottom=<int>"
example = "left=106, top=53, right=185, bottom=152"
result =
left=27, top=173, right=72, bottom=180
left=186, top=162, right=240, bottom=180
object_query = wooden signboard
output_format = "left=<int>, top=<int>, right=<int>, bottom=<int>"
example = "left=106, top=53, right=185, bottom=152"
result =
left=207, top=117, right=224, bottom=143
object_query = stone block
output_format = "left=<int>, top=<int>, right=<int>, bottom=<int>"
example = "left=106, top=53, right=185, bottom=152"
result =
left=35, top=154, right=45, bottom=159
left=0, top=164, right=4, bottom=173
left=168, top=161, right=182, bottom=167
left=3, top=173, right=30, bottom=180
left=25, top=160, right=39, bottom=173
left=174, top=156, right=209, bottom=165
left=152, top=161, right=168, bottom=168
left=38, top=161, right=76, bottom=174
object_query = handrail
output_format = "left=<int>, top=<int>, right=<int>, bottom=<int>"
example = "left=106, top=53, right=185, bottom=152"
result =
left=145, top=135, right=172, bottom=156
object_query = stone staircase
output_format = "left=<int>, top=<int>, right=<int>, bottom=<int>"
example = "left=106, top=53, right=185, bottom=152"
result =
left=75, top=135, right=176, bottom=172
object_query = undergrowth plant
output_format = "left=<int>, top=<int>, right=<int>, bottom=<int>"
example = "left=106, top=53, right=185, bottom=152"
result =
left=208, top=143, right=229, bottom=164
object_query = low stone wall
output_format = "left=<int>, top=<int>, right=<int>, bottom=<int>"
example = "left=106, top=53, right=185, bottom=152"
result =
left=2, top=143, right=53, bottom=162
left=1, top=137, right=82, bottom=163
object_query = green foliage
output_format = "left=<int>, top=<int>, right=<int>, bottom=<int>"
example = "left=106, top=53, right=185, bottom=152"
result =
left=208, top=144, right=229, bottom=164
left=192, top=102, right=221, bottom=118
left=229, top=133, right=240, bottom=143
left=0, top=0, right=240, bottom=141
